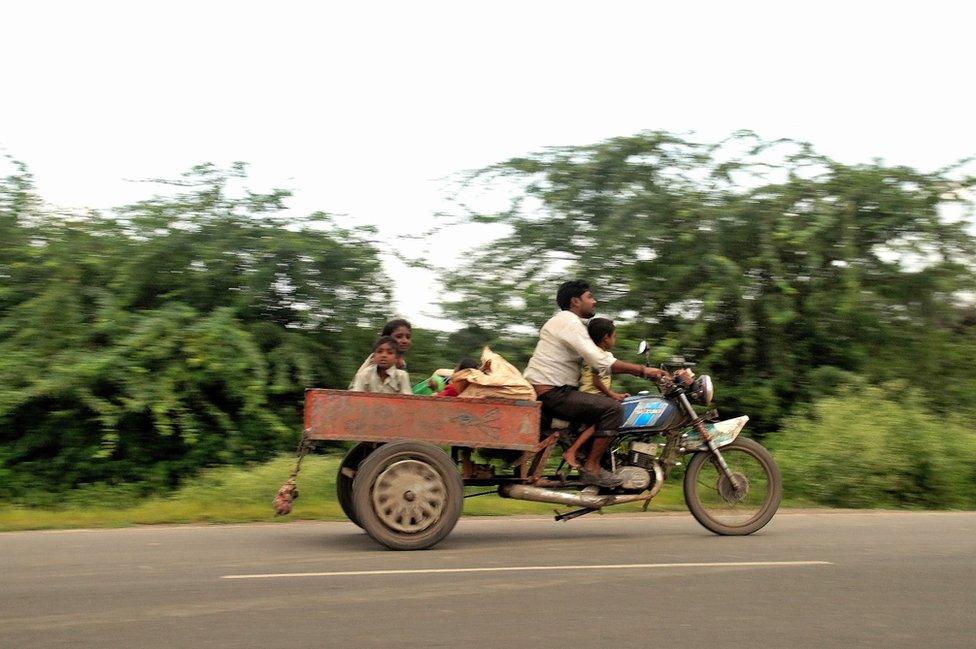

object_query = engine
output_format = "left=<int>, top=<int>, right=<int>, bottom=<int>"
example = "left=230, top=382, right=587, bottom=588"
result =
left=613, top=441, right=660, bottom=490
left=629, top=441, right=658, bottom=470
left=615, top=466, right=651, bottom=490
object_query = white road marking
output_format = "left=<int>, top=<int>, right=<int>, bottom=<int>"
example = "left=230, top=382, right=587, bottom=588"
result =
left=222, top=560, right=832, bottom=580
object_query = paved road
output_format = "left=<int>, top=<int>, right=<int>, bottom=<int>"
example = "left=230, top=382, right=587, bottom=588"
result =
left=2, top=511, right=974, bottom=648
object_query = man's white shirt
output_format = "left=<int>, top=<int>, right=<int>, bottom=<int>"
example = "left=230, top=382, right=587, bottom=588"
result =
left=523, top=310, right=616, bottom=387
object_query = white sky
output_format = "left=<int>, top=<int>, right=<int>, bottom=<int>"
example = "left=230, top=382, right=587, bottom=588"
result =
left=2, top=1, right=974, bottom=329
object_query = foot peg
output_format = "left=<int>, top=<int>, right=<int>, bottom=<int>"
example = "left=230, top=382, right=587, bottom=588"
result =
left=554, top=507, right=601, bottom=522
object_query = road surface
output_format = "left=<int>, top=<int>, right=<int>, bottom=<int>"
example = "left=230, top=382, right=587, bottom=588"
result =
left=2, top=511, right=974, bottom=648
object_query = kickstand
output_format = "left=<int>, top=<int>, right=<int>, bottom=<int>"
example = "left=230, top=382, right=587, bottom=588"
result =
left=554, top=507, right=601, bottom=522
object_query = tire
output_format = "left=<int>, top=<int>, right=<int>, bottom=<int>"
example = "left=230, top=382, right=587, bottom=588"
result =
left=336, top=443, right=377, bottom=528
left=683, top=436, right=782, bottom=536
left=352, top=441, right=463, bottom=551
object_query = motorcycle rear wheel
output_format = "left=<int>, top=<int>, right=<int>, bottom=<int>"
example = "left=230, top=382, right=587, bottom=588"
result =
left=683, top=436, right=782, bottom=535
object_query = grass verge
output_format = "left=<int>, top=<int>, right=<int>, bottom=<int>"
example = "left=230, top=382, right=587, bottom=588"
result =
left=0, top=453, right=806, bottom=532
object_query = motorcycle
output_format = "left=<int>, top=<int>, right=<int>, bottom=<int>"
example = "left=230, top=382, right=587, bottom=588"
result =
left=299, top=342, right=782, bottom=549
left=497, top=341, right=782, bottom=535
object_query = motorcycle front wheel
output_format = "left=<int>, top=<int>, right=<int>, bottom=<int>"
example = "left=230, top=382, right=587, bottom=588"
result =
left=683, top=436, right=782, bottom=535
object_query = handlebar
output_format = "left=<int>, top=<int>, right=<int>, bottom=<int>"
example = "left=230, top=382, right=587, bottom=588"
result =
left=653, top=368, right=696, bottom=398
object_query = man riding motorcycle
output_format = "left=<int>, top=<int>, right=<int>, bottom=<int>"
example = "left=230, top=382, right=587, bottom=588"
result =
left=523, top=280, right=682, bottom=488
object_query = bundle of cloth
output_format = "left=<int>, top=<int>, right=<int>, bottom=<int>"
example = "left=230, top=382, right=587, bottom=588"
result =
left=449, top=347, right=535, bottom=401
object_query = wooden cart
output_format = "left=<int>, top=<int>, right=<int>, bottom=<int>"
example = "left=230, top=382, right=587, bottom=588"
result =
left=303, top=389, right=657, bottom=550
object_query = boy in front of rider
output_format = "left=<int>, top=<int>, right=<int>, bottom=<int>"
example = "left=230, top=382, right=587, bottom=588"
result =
left=580, top=318, right=631, bottom=402
left=350, top=336, right=412, bottom=395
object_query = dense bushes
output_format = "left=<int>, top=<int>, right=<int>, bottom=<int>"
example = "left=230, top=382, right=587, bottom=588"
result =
left=771, top=385, right=976, bottom=508
left=0, top=162, right=395, bottom=497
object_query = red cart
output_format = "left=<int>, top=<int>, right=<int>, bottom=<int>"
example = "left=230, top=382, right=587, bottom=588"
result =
left=303, top=389, right=665, bottom=550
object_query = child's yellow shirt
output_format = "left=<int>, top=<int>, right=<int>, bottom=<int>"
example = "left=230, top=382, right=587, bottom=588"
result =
left=579, top=363, right=611, bottom=396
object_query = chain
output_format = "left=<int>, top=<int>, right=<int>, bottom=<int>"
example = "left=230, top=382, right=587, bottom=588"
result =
left=289, top=428, right=314, bottom=480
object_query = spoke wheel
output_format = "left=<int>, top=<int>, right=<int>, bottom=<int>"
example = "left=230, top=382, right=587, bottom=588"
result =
left=352, top=441, right=463, bottom=550
left=683, top=437, right=782, bottom=536
left=336, top=443, right=377, bottom=528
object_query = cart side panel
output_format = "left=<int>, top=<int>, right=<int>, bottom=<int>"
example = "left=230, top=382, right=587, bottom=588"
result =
left=304, top=389, right=540, bottom=450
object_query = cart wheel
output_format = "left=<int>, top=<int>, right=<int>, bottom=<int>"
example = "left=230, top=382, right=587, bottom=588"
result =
left=352, top=441, right=463, bottom=551
left=336, top=443, right=378, bottom=528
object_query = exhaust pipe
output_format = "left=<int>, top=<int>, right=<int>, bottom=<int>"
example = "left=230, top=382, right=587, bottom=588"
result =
left=499, top=485, right=651, bottom=508
left=498, top=462, right=664, bottom=508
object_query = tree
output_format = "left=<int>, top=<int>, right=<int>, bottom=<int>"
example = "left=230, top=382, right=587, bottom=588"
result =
left=0, top=162, right=393, bottom=495
left=441, top=132, right=976, bottom=431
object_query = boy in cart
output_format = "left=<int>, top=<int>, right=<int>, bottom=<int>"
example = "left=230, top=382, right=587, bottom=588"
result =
left=350, top=336, right=412, bottom=395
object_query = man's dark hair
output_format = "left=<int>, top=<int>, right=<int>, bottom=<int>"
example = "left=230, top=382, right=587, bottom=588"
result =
left=381, top=319, right=412, bottom=336
left=372, top=335, right=399, bottom=353
left=556, top=280, right=590, bottom=311
left=587, top=318, right=615, bottom=345
left=454, top=357, right=478, bottom=372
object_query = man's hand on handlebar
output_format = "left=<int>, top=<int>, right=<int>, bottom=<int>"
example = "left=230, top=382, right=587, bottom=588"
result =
left=656, top=375, right=677, bottom=395
left=641, top=366, right=693, bottom=395
left=640, top=366, right=663, bottom=381
left=641, top=366, right=673, bottom=392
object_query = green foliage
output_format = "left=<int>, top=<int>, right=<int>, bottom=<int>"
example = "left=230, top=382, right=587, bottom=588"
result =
left=0, top=161, right=392, bottom=497
left=4, top=130, right=976, bottom=513
left=771, top=386, right=976, bottom=508
left=443, top=131, right=976, bottom=433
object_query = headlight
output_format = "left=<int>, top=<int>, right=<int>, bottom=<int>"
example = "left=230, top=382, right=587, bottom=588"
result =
left=690, top=375, right=713, bottom=405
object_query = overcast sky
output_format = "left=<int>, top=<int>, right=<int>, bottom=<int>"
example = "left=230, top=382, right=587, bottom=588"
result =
left=2, top=1, right=974, bottom=329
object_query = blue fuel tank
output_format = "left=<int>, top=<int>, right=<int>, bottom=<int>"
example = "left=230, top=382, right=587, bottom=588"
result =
left=618, top=394, right=688, bottom=433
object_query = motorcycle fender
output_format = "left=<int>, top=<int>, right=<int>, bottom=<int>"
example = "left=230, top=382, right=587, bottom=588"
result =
left=682, top=415, right=749, bottom=451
